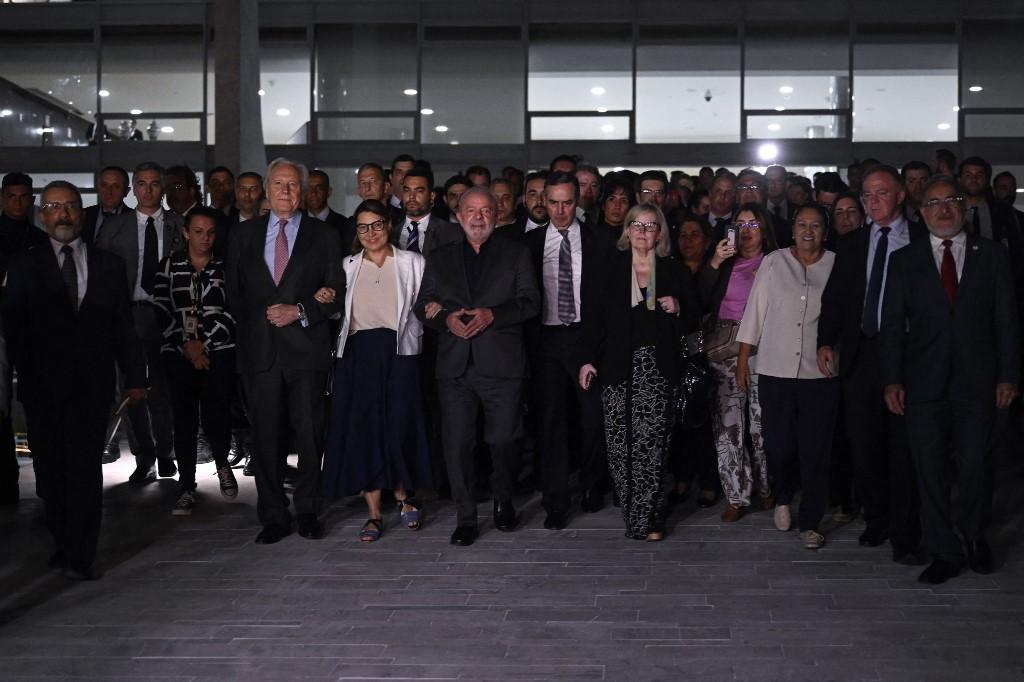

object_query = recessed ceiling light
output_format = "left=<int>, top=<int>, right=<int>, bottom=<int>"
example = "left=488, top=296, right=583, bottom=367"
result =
left=434, top=125, right=448, bottom=133
left=969, top=85, right=983, bottom=92
left=596, top=107, right=608, bottom=113
left=937, top=122, right=951, bottom=130
left=590, top=86, right=606, bottom=96
left=67, top=101, right=73, bottom=105
left=420, top=108, right=434, bottom=115
left=778, top=85, right=794, bottom=95
left=450, top=140, right=460, bottom=146
left=775, top=106, right=786, bottom=112
left=98, top=89, right=110, bottom=97
left=130, top=109, right=143, bottom=115
left=953, top=105, right=960, bottom=112
left=258, top=89, right=265, bottom=96
left=403, top=88, right=418, bottom=96
left=758, top=143, right=779, bottom=161
left=276, top=108, right=290, bottom=116
left=160, top=126, right=175, bottom=134
left=0, top=109, right=12, bottom=117
left=600, top=124, right=615, bottom=133
left=767, top=123, right=781, bottom=131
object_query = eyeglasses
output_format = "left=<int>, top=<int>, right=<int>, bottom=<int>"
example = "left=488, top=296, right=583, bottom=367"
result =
left=355, top=219, right=387, bottom=234
left=736, top=221, right=761, bottom=231
left=639, top=188, right=665, bottom=196
left=736, top=184, right=762, bottom=192
left=922, top=195, right=964, bottom=210
left=628, top=221, right=659, bottom=233
left=40, top=201, right=82, bottom=212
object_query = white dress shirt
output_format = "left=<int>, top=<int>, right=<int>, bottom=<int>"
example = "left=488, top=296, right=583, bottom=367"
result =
left=134, top=208, right=165, bottom=302
left=863, top=215, right=912, bottom=331
left=525, top=218, right=547, bottom=233
left=51, top=236, right=88, bottom=307
left=541, top=220, right=583, bottom=325
left=313, top=207, right=331, bottom=222
left=929, top=230, right=967, bottom=282
left=400, top=213, right=432, bottom=250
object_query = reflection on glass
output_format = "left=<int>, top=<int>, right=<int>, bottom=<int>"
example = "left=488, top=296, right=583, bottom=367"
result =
left=102, top=27, right=204, bottom=113
left=531, top=116, right=629, bottom=141
left=318, top=116, right=414, bottom=141
left=422, top=43, right=524, bottom=144
left=743, top=25, right=849, bottom=110
left=747, top=114, right=845, bottom=139
left=962, top=20, right=1024, bottom=108
left=529, top=24, right=632, bottom=112
left=317, top=25, right=417, bottom=112
left=261, top=33, right=310, bottom=144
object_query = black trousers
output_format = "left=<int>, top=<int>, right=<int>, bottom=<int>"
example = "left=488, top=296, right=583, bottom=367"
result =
left=165, top=350, right=235, bottom=491
left=438, top=363, right=523, bottom=527
left=842, top=335, right=920, bottom=549
left=759, top=375, right=840, bottom=532
left=243, top=359, right=327, bottom=528
left=124, top=305, right=175, bottom=467
left=531, top=325, right=607, bottom=514
left=670, top=420, right=720, bottom=493
left=828, top=397, right=856, bottom=512
left=24, top=394, right=108, bottom=571
left=906, top=398, right=997, bottom=563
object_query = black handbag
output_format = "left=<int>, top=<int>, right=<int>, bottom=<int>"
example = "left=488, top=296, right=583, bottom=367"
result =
left=675, top=329, right=711, bottom=429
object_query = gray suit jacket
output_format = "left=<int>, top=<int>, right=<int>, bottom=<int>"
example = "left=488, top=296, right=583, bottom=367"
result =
left=96, top=209, right=185, bottom=299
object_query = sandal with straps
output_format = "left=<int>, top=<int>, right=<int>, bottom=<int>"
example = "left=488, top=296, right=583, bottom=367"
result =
left=397, top=498, right=422, bottom=531
left=359, top=518, right=383, bottom=542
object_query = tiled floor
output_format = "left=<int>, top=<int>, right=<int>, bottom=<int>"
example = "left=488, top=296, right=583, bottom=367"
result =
left=2, top=441, right=1023, bottom=681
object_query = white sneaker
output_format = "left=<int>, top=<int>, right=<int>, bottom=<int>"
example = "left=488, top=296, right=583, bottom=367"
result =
left=172, top=490, right=196, bottom=516
left=799, top=530, right=825, bottom=549
left=216, top=466, right=238, bottom=499
left=773, top=504, right=792, bottom=531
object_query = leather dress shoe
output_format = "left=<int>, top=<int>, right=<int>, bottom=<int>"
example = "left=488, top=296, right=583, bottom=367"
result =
left=255, top=524, right=291, bottom=545
left=580, top=488, right=604, bottom=513
left=297, top=514, right=324, bottom=539
left=720, top=504, right=745, bottom=523
left=543, top=511, right=568, bottom=530
left=493, top=500, right=519, bottom=532
left=696, top=490, right=719, bottom=509
left=858, top=526, right=889, bottom=547
left=966, top=539, right=994, bottom=574
left=892, top=545, right=927, bottom=566
left=450, top=524, right=478, bottom=546
left=918, top=559, right=961, bottom=585
left=128, top=466, right=156, bottom=486
left=158, top=459, right=178, bottom=478
left=101, top=445, right=120, bottom=464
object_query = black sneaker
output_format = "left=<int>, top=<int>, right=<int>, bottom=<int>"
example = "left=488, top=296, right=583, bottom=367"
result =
left=172, top=490, right=196, bottom=516
left=158, top=459, right=178, bottom=478
left=216, top=466, right=238, bottom=499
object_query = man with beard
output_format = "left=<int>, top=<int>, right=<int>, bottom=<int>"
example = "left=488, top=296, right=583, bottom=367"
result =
left=575, top=164, right=601, bottom=225
left=512, top=171, right=550, bottom=235
left=394, top=167, right=461, bottom=256
left=443, top=174, right=472, bottom=225
left=205, top=166, right=236, bottom=216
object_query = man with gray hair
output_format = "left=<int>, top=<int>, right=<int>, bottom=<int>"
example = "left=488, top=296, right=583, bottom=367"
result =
left=227, top=158, right=345, bottom=544
left=414, top=186, right=540, bottom=546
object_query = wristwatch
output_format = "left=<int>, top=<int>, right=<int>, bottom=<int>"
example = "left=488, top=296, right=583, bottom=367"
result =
left=296, top=303, right=309, bottom=328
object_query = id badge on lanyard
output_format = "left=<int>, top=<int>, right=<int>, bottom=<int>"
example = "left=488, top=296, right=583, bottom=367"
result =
left=184, top=270, right=202, bottom=339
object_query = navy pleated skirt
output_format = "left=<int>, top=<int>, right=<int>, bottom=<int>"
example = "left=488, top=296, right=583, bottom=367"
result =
left=322, top=328, right=433, bottom=497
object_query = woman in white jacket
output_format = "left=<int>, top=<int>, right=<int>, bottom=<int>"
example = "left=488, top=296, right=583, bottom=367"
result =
left=320, top=199, right=433, bottom=542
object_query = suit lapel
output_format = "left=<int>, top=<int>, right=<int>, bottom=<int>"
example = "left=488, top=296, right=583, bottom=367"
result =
left=34, top=243, right=76, bottom=316
left=252, top=215, right=276, bottom=288
left=954, top=234, right=981, bottom=312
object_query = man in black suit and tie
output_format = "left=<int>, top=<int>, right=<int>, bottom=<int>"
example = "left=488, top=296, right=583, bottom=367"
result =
left=707, top=174, right=737, bottom=241
left=765, top=165, right=793, bottom=222
left=3, top=180, right=147, bottom=579
left=82, top=166, right=131, bottom=245
left=736, top=168, right=793, bottom=249
left=305, top=169, right=353, bottom=254
left=880, top=175, right=1020, bottom=584
left=226, top=158, right=345, bottom=544
left=510, top=171, right=550, bottom=236
left=233, top=172, right=264, bottom=224
left=524, top=171, right=610, bottom=528
left=414, top=186, right=540, bottom=546
left=818, top=165, right=927, bottom=565
left=97, top=162, right=185, bottom=485
left=393, top=167, right=461, bottom=256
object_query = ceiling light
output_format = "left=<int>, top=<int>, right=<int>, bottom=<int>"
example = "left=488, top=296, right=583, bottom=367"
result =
left=757, top=143, right=778, bottom=162
left=434, top=125, right=448, bottom=132
left=98, top=89, right=110, bottom=97
left=937, top=122, right=951, bottom=130
left=160, top=126, right=174, bottom=134
left=600, top=124, right=615, bottom=133
left=778, top=85, right=794, bottom=95
left=276, top=108, right=290, bottom=116
left=450, top=140, right=460, bottom=146
left=952, top=106, right=960, bottom=112
left=420, top=108, right=434, bottom=115
left=258, top=89, right=265, bottom=96
left=403, top=88, right=418, bottom=96
left=129, top=108, right=143, bottom=115
left=775, top=106, right=786, bottom=112
left=67, top=101, right=73, bottom=105
left=596, top=107, right=608, bottom=113
left=590, top=86, right=606, bottom=96
left=0, top=109, right=13, bottom=117
left=969, top=85, right=983, bottom=93
left=767, top=123, right=781, bottom=131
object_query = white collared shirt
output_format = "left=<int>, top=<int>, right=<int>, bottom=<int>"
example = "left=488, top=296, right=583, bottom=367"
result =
left=51, top=236, right=88, bottom=307
left=542, top=220, right=583, bottom=325
left=134, top=208, right=165, bottom=302
left=400, top=213, right=431, bottom=250
left=929, top=230, right=967, bottom=282
left=314, top=207, right=331, bottom=222
left=525, top=218, right=548, bottom=233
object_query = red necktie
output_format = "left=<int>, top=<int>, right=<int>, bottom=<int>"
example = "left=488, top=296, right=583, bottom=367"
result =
left=940, top=239, right=957, bottom=305
left=273, top=219, right=289, bottom=285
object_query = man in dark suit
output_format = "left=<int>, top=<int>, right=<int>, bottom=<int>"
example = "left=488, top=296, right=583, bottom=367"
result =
left=959, top=157, right=1024, bottom=303
left=392, top=167, right=461, bottom=256
left=880, top=175, right=1020, bottom=584
left=765, top=164, right=794, bottom=222
left=3, top=180, right=147, bottom=579
left=96, top=162, right=184, bottom=485
left=226, top=158, right=345, bottom=544
left=82, top=166, right=131, bottom=244
left=414, top=186, right=540, bottom=546
left=818, top=164, right=927, bottom=565
left=524, top=171, right=609, bottom=528
left=305, top=169, right=353, bottom=254
left=736, top=168, right=793, bottom=249
left=233, top=172, right=264, bottom=224
left=507, top=171, right=549, bottom=237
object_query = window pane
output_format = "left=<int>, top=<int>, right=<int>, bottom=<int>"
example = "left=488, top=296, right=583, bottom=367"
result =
left=318, top=116, right=415, bottom=141
left=0, top=30, right=95, bottom=147
left=637, top=42, right=740, bottom=143
left=744, top=24, right=849, bottom=110
left=531, top=115, right=629, bottom=141
left=747, top=114, right=845, bottom=139
left=261, top=31, right=309, bottom=145
left=853, top=42, right=957, bottom=142
left=964, top=114, right=1024, bottom=138
left=962, top=20, right=1024, bottom=108
left=316, top=24, right=418, bottom=112
left=102, top=27, right=204, bottom=113
left=422, top=42, right=524, bottom=144
left=529, top=24, right=632, bottom=112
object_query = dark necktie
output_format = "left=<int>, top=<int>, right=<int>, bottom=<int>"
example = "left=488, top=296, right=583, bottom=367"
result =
left=971, top=206, right=981, bottom=236
left=941, top=239, right=958, bottom=305
left=141, top=216, right=159, bottom=294
left=773, top=204, right=783, bottom=221
left=60, top=244, right=79, bottom=312
left=557, top=229, right=575, bottom=324
left=407, top=220, right=420, bottom=253
left=861, top=225, right=891, bottom=336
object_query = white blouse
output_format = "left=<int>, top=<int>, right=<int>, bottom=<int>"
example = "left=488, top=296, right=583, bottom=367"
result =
left=737, top=248, right=836, bottom=379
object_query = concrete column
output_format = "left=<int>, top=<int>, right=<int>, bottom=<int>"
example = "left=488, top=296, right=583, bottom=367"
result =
left=214, top=0, right=265, bottom=174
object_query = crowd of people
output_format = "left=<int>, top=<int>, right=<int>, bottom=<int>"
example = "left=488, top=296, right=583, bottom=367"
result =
left=0, top=149, right=1020, bottom=587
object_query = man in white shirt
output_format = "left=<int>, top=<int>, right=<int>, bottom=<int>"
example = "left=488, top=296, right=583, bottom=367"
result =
left=394, top=167, right=460, bottom=257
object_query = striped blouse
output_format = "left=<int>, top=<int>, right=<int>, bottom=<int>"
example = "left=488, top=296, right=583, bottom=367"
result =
left=153, top=254, right=235, bottom=354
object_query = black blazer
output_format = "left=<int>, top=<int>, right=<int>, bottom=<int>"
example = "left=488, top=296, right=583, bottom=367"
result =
left=82, top=201, right=130, bottom=245
left=2, top=243, right=146, bottom=407
left=226, top=214, right=345, bottom=374
left=879, top=234, right=1020, bottom=404
left=581, top=252, right=699, bottom=386
left=817, top=220, right=927, bottom=376
left=390, top=215, right=463, bottom=257
left=413, top=232, right=540, bottom=380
